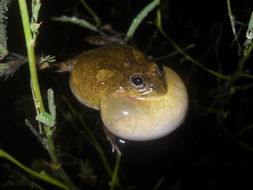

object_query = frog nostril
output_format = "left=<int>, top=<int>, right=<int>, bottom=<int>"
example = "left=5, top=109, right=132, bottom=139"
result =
left=157, top=64, right=164, bottom=75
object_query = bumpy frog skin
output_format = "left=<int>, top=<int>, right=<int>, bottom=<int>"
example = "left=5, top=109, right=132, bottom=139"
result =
left=69, top=44, right=188, bottom=141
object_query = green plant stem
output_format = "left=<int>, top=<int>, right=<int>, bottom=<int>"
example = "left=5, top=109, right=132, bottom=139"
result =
left=156, top=7, right=230, bottom=80
left=61, top=96, right=114, bottom=178
left=222, top=125, right=253, bottom=152
left=229, top=41, right=253, bottom=83
left=80, top=0, right=101, bottom=27
left=238, top=73, right=253, bottom=79
left=238, top=40, right=253, bottom=72
left=62, top=109, right=113, bottom=177
left=226, top=0, right=242, bottom=55
left=18, top=1, right=79, bottom=190
left=78, top=115, right=114, bottom=176
left=0, top=149, right=68, bottom=190
left=61, top=96, right=122, bottom=187
left=237, top=140, right=253, bottom=151
left=109, top=153, right=121, bottom=190
left=232, top=83, right=253, bottom=93
left=18, top=0, right=59, bottom=167
left=18, top=0, right=44, bottom=112
left=60, top=102, right=121, bottom=186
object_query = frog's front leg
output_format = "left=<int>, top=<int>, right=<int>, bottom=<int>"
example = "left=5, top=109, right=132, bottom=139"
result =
left=103, top=126, right=122, bottom=155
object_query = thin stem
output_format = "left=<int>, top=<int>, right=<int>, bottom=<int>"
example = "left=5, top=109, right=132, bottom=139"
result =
left=237, top=140, right=253, bottom=152
left=63, top=111, right=114, bottom=177
left=153, top=44, right=195, bottom=61
left=238, top=73, right=253, bottom=79
left=18, top=0, right=44, bottom=113
left=80, top=0, right=101, bottom=27
left=231, top=83, right=253, bottom=93
left=230, top=40, right=253, bottom=83
left=238, top=40, right=253, bottom=72
left=0, top=149, right=68, bottom=190
left=238, top=124, right=253, bottom=137
left=18, top=0, right=58, bottom=164
left=18, top=1, right=79, bottom=189
left=226, top=0, right=242, bottom=55
left=61, top=96, right=114, bottom=177
left=109, top=153, right=121, bottom=190
left=156, top=8, right=230, bottom=80
left=78, top=114, right=114, bottom=177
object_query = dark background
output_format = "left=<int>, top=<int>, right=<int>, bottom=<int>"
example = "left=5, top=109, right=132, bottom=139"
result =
left=0, top=0, right=253, bottom=189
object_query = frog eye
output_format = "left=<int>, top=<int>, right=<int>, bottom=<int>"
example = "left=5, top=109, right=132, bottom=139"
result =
left=129, top=74, right=146, bottom=89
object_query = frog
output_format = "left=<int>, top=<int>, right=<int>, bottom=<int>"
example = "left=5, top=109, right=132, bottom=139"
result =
left=58, top=44, right=188, bottom=153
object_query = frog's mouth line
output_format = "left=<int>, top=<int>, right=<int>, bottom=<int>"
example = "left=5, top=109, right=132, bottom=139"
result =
left=108, top=93, right=166, bottom=102
left=112, top=81, right=169, bottom=101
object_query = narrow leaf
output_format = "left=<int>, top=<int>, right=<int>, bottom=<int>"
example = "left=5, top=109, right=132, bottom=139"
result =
left=47, top=88, right=56, bottom=121
left=125, top=0, right=159, bottom=41
left=52, top=16, right=99, bottom=33
left=246, top=11, right=253, bottom=40
left=32, top=0, right=41, bottom=22
left=36, top=112, right=55, bottom=127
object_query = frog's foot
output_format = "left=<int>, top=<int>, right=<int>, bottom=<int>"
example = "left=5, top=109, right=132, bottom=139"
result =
left=103, top=126, right=122, bottom=156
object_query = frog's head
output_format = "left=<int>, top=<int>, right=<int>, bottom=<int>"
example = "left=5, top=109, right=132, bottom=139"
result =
left=113, top=60, right=167, bottom=99
left=100, top=64, right=188, bottom=141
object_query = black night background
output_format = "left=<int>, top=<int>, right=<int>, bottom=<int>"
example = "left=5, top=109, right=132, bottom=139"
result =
left=0, top=0, right=253, bottom=189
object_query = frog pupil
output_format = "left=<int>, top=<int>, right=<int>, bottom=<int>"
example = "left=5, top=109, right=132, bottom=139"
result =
left=130, top=74, right=146, bottom=89
left=133, top=76, right=143, bottom=85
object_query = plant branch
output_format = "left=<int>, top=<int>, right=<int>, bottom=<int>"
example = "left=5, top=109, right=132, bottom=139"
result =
left=0, top=149, right=68, bottom=190
left=18, top=0, right=59, bottom=167
left=61, top=96, right=114, bottom=178
left=109, top=153, right=121, bottom=190
left=226, top=0, right=242, bottom=55
left=18, top=1, right=79, bottom=189
left=156, top=8, right=230, bottom=80
left=80, top=0, right=101, bottom=27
